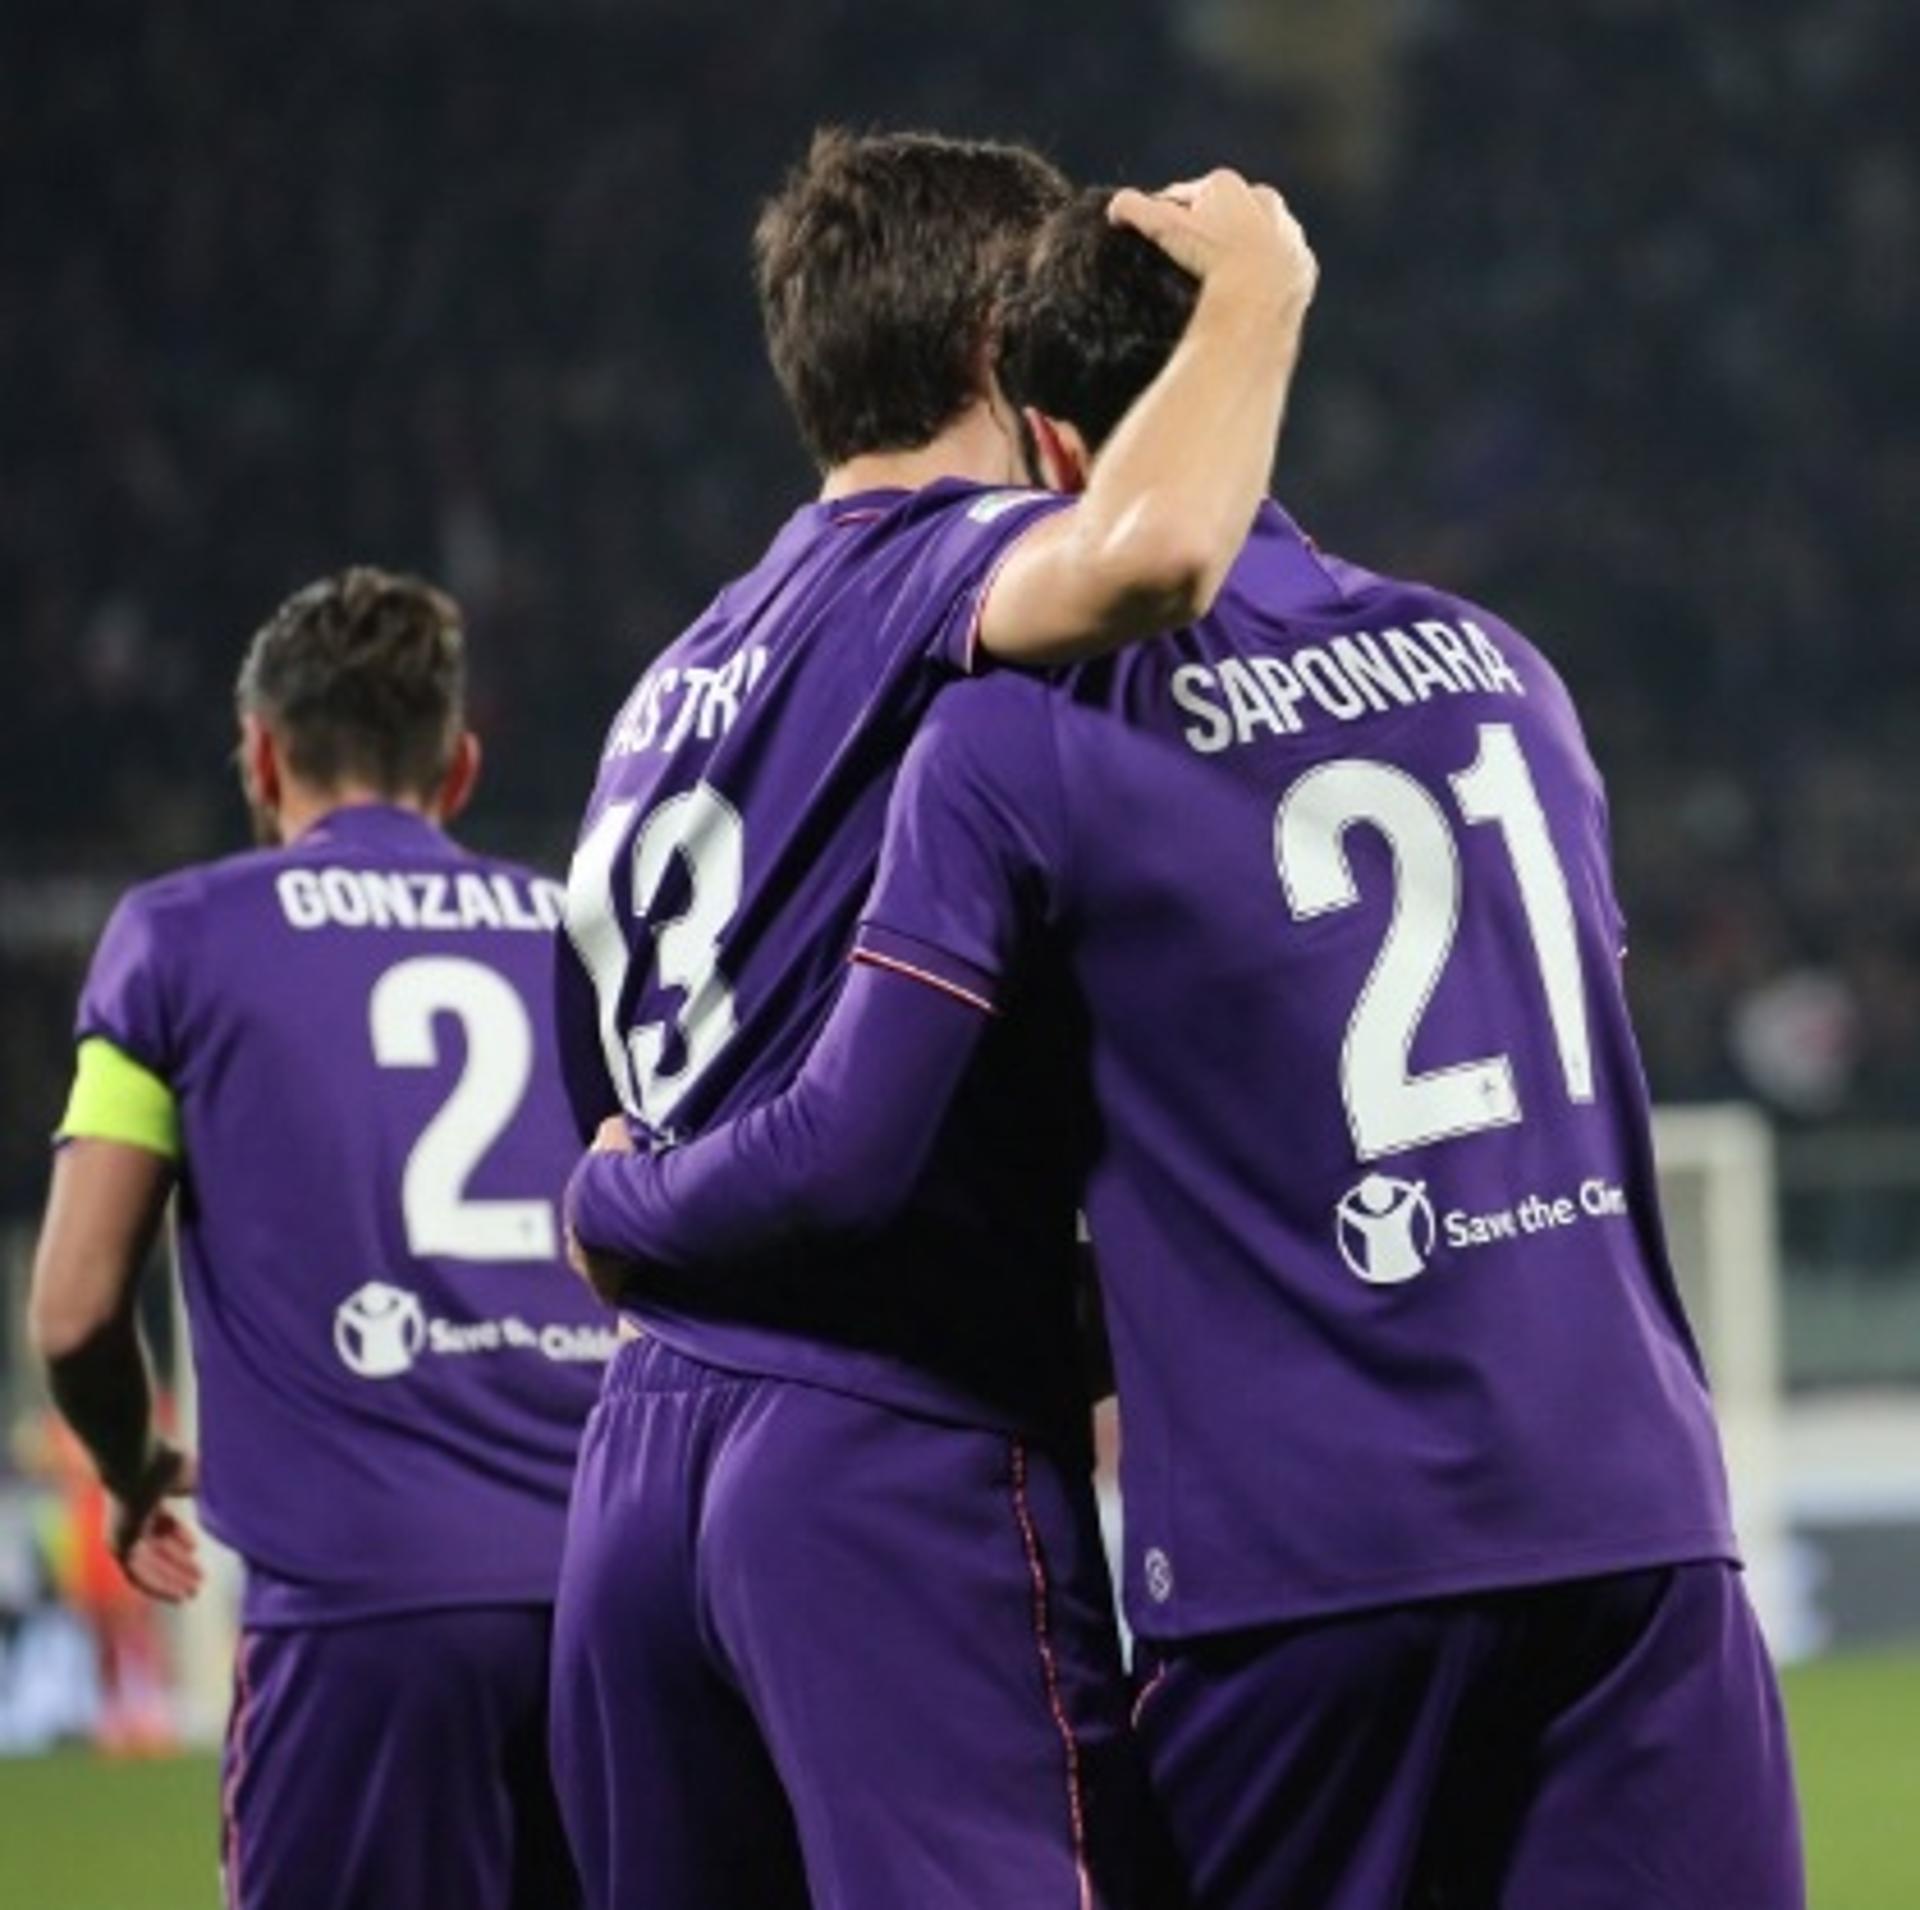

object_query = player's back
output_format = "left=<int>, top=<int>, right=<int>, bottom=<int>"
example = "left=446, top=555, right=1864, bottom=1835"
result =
left=82, top=804, right=615, bottom=1627
left=1033, top=504, right=1735, bottom=1634
left=563, top=479, right=1091, bottom=1436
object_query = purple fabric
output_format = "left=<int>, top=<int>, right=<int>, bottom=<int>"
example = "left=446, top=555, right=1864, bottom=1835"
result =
left=549, top=1335, right=1155, bottom=1910
left=858, top=502, right=1738, bottom=1637
left=221, top=1607, right=577, bottom=1910
left=76, top=804, right=614, bottom=1626
left=566, top=961, right=988, bottom=1272
left=553, top=918, right=621, bottom=1141
left=564, top=500, right=1738, bottom=1639
left=1133, top=1563, right=1802, bottom=1909
left=557, top=479, right=1091, bottom=1436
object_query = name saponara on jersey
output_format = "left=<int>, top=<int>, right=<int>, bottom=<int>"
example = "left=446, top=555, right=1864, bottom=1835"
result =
left=1171, top=613, right=1526, bottom=755
left=274, top=865, right=566, bottom=934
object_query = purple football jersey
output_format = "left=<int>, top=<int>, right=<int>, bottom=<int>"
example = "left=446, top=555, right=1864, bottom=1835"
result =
left=560, top=479, right=1092, bottom=1435
left=76, top=804, right=616, bottom=1627
left=857, top=502, right=1738, bottom=1638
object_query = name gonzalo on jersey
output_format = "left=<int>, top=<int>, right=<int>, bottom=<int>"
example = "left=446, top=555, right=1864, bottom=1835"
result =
left=1172, top=616, right=1524, bottom=755
left=276, top=867, right=566, bottom=933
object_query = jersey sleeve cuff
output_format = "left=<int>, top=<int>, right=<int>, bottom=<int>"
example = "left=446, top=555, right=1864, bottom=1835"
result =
left=852, top=924, right=1002, bottom=1016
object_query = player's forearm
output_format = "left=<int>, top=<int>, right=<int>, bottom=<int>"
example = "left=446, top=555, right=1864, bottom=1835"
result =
left=569, top=1095, right=855, bottom=1277
left=30, top=1137, right=173, bottom=1495
left=567, top=964, right=988, bottom=1283
left=42, top=1315, right=160, bottom=1501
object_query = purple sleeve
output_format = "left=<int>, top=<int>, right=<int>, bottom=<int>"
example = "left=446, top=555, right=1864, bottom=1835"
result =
left=75, top=885, right=183, bottom=1078
left=853, top=669, right=1069, bottom=1010
left=907, top=488, right=1071, bottom=675
left=566, top=962, right=989, bottom=1268
left=566, top=670, right=1068, bottom=1271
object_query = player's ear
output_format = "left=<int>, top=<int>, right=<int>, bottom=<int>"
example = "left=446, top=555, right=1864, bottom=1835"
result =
left=1026, top=410, right=1091, bottom=494
left=239, top=715, right=280, bottom=813
left=434, top=730, right=482, bottom=824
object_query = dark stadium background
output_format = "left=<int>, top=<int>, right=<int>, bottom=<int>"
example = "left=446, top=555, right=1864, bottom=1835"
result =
left=6, top=0, right=1917, bottom=1216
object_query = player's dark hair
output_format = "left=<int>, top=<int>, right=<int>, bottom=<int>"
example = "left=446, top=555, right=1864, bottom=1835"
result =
left=236, top=568, right=465, bottom=800
left=754, top=127, right=1070, bottom=469
left=996, top=186, right=1201, bottom=453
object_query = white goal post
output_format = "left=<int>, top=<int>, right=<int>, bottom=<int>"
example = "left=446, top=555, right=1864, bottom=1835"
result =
left=1652, top=1102, right=1798, bottom=1655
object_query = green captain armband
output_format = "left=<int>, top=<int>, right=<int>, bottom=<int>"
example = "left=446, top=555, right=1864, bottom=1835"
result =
left=57, top=1037, right=182, bottom=1162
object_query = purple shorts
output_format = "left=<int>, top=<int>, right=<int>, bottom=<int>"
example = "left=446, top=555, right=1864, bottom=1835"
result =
left=221, top=1605, right=577, bottom=1910
left=1133, top=1561, right=1803, bottom=1909
left=549, top=1336, right=1152, bottom=1910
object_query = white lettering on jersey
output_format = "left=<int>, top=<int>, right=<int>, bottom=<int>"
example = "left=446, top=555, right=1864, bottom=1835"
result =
left=277, top=867, right=566, bottom=934
left=1172, top=617, right=1526, bottom=756
left=606, top=646, right=770, bottom=761
left=1171, top=663, right=1235, bottom=754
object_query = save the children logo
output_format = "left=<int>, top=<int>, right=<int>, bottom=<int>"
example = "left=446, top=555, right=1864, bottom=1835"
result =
left=333, top=1281, right=428, bottom=1377
left=1333, top=1171, right=1635, bottom=1286
left=1334, top=1175, right=1437, bottom=1285
left=332, top=1281, right=619, bottom=1378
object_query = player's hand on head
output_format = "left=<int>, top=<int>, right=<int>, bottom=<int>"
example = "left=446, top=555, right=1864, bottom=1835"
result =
left=110, top=1442, right=203, bottom=1604
left=1108, top=168, right=1317, bottom=325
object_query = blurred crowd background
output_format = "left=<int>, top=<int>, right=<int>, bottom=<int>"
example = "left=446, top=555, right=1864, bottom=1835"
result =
left=2, top=0, right=1917, bottom=1268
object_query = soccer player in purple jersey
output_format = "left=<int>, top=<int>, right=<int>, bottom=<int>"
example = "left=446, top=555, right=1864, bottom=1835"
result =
left=567, top=194, right=1806, bottom=1908
left=549, top=132, right=1315, bottom=1909
left=30, top=571, right=614, bottom=1910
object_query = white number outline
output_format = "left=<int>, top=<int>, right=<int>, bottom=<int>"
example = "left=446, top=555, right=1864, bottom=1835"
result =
left=1278, top=758, right=1519, bottom=1160
left=627, top=785, right=743, bottom=1124
left=564, top=783, right=744, bottom=1127
left=1451, top=725, right=1595, bottom=1106
left=1275, top=722, right=1594, bottom=1161
left=369, top=955, right=559, bottom=1262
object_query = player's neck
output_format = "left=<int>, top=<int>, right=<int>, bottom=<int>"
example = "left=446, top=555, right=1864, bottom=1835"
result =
left=819, top=401, right=1022, bottom=501
left=276, top=785, right=433, bottom=845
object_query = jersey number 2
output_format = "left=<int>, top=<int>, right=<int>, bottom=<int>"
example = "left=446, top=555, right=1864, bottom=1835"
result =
left=369, top=956, right=559, bottom=1261
left=1276, top=722, right=1595, bottom=1161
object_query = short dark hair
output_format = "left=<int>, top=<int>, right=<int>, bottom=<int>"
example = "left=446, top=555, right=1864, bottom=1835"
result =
left=996, top=186, right=1200, bottom=452
left=236, top=568, right=465, bottom=800
left=754, top=127, right=1069, bottom=469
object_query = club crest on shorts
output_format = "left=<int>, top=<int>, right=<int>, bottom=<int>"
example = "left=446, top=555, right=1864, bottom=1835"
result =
left=334, top=1281, right=427, bottom=1378
left=1142, top=1547, right=1174, bottom=1604
left=1334, top=1174, right=1436, bottom=1285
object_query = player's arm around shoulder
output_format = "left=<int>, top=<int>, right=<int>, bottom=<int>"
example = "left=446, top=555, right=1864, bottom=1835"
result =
left=977, top=169, right=1318, bottom=665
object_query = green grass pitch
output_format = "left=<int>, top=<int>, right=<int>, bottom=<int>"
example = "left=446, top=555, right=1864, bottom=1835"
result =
left=0, top=1647, right=1914, bottom=1907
